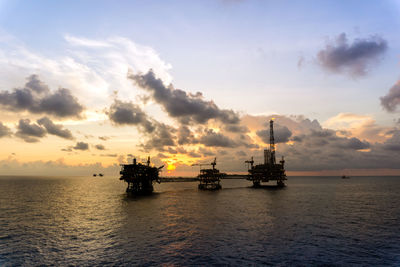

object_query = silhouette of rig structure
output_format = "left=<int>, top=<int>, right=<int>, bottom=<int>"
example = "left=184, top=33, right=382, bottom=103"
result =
left=119, top=157, right=163, bottom=195
left=245, top=120, right=287, bottom=187
left=193, top=158, right=225, bottom=190
left=119, top=120, right=286, bottom=195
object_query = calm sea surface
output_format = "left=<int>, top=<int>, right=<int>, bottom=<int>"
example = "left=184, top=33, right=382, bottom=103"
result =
left=0, top=176, right=399, bottom=266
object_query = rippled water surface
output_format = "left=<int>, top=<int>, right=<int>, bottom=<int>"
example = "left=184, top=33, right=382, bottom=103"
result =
left=1, top=176, right=400, bottom=266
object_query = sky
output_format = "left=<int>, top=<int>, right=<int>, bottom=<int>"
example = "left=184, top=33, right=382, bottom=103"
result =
left=0, top=0, right=400, bottom=176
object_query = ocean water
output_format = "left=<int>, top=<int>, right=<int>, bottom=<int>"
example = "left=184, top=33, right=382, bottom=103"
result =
left=0, top=176, right=399, bottom=266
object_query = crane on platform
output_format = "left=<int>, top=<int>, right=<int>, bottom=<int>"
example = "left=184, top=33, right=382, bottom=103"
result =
left=191, top=158, right=217, bottom=172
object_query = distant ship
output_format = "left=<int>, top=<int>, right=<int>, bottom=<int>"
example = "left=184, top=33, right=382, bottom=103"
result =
left=99, top=173, right=104, bottom=177
left=93, top=174, right=97, bottom=177
left=341, top=175, right=350, bottom=179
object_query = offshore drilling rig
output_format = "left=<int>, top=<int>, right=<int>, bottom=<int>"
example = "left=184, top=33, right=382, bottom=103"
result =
left=245, top=119, right=287, bottom=187
left=117, top=120, right=286, bottom=195
left=193, top=158, right=226, bottom=190
left=119, top=157, right=164, bottom=194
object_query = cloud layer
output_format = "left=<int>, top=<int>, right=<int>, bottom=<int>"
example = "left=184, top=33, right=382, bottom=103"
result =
left=128, top=70, right=239, bottom=125
left=317, top=33, right=387, bottom=76
left=0, top=122, right=12, bottom=138
left=37, top=117, right=74, bottom=140
left=15, top=117, right=74, bottom=143
left=256, top=123, right=292, bottom=144
left=381, top=81, right=400, bottom=112
left=0, top=75, right=84, bottom=118
left=108, top=99, right=155, bottom=132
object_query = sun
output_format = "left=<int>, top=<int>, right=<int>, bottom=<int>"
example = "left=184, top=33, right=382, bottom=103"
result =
left=167, top=163, right=176, bottom=171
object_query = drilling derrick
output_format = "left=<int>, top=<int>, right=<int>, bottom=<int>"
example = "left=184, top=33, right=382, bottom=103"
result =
left=245, top=119, right=287, bottom=187
left=119, top=157, right=164, bottom=195
left=194, top=158, right=225, bottom=190
left=269, top=119, right=276, bottom=165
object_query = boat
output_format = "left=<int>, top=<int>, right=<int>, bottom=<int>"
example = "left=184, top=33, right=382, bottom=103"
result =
left=93, top=174, right=97, bottom=177
left=98, top=173, right=104, bottom=177
left=341, top=175, right=350, bottom=179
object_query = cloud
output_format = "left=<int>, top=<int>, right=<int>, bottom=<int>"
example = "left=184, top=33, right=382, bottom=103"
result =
left=177, top=125, right=197, bottom=145
left=0, top=34, right=173, bottom=111
left=37, top=117, right=74, bottom=140
left=73, top=142, right=89, bottom=151
left=98, top=136, right=111, bottom=141
left=381, top=131, right=400, bottom=151
left=128, top=70, right=239, bottom=125
left=317, top=33, right=387, bottom=76
left=256, top=123, right=292, bottom=144
left=140, top=122, right=176, bottom=151
left=107, top=98, right=178, bottom=152
left=15, top=119, right=46, bottom=143
left=108, top=99, right=155, bottom=132
left=95, top=144, right=106, bottom=150
left=236, top=150, right=247, bottom=157
left=380, top=81, right=400, bottom=112
left=224, top=124, right=249, bottom=133
left=0, top=75, right=84, bottom=118
left=199, top=129, right=237, bottom=148
left=323, top=112, right=391, bottom=143
left=100, top=153, right=118, bottom=157
left=0, top=122, right=12, bottom=138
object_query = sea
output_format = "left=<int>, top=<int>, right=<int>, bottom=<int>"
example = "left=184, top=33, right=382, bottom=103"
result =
left=0, top=176, right=399, bottom=266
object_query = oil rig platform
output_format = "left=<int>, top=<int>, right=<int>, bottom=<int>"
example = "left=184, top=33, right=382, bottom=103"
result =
left=245, top=119, right=287, bottom=187
left=119, top=157, right=164, bottom=195
left=193, top=158, right=226, bottom=190
left=118, top=119, right=287, bottom=194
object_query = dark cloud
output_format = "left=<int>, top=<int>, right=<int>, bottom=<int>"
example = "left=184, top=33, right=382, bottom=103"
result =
left=199, top=129, right=237, bottom=148
left=140, top=122, right=176, bottom=151
left=257, top=124, right=292, bottom=144
left=98, top=136, right=111, bottom=141
left=177, top=125, right=197, bottom=145
left=37, top=117, right=73, bottom=140
left=381, top=131, right=400, bottom=151
left=380, top=81, right=400, bottom=112
left=107, top=99, right=179, bottom=152
left=0, top=122, right=11, bottom=138
left=198, top=147, right=215, bottom=157
left=0, top=75, right=84, bottom=118
left=25, top=74, right=49, bottom=93
left=292, top=135, right=303, bottom=142
left=317, top=33, right=387, bottom=76
left=188, top=150, right=201, bottom=158
left=100, top=153, right=118, bottom=157
left=224, top=124, right=249, bottom=133
left=73, top=142, right=89, bottom=151
left=167, top=147, right=177, bottom=154
left=95, top=144, right=106, bottom=150
left=15, top=119, right=46, bottom=143
left=236, top=150, right=247, bottom=157
left=128, top=70, right=239, bottom=125
left=108, top=99, right=155, bottom=132
left=340, top=137, right=370, bottom=150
